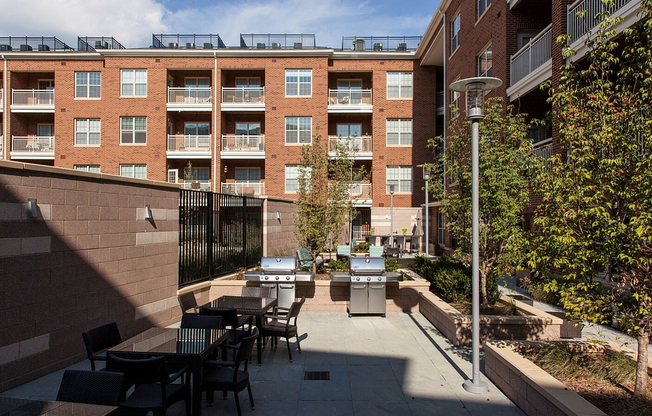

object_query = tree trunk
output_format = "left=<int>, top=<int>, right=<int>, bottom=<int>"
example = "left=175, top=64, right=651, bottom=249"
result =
left=480, top=269, right=488, bottom=309
left=634, top=330, right=649, bottom=399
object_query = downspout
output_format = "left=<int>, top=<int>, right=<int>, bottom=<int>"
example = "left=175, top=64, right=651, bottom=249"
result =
left=213, top=52, right=218, bottom=193
left=442, top=14, right=447, bottom=190
left=2, top=55, right=6, bottom=161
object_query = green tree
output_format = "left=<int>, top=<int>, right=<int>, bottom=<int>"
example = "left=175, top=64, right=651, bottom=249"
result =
left=294, top=133, right=359, bottom=273
left=527, top=1, right=652, bottom=398
left=426, top=98, right=541, bottom=308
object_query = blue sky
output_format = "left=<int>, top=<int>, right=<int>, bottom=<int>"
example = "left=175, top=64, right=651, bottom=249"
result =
left=0, top=0, right=438, bottom=49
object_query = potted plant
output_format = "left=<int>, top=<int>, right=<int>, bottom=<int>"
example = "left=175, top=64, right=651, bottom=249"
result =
left=402, top=227, right=408, bottom=235
left=370, top=228, right=375, bottom=235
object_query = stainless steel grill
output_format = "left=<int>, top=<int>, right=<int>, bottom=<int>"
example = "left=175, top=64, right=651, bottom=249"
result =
left=243, top=257, right=314, bottom=309
left=346, top=257, right=400, bottom=317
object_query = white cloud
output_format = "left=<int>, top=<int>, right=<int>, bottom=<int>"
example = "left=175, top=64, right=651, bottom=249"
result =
left=0, top=0, right=432, bottom=49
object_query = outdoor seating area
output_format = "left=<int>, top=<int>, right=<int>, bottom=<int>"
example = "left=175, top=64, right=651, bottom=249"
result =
left=0, top=311, right=526, bottom=416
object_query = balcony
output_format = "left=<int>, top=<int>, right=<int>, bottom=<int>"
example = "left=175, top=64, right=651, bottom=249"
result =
left=0, top=88, right=3, bottom=111
left=221, top=135, right=265, bottom=159
left=167, top=87, right=212, bottom=111
left=221, top=181, right=265, bottom=197
left=11, top=136, right=55, bottom=160
left=327, top=89, right=372, bottom=113
left=567, top=0, right=638, bottom=46
left=182, top=181, right=212, bottom=191
left=533, top=138, right=553, bottom=160
left=11, top=89, right=55, bottom=112
left=221, top=87, right=265, bottom=111
left=328, top=136, right=373, bottom=160
left=507, top=25, right=552, bottom=101
left=166, top=135, right=212, bottom=159
left=350, top=183, right=372, bottom=206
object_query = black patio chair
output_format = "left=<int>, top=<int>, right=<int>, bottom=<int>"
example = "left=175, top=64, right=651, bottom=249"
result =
left=201, top=306, right=253, bottom=346
left=56, top=369, right=125, bottom=406
left=180, top=314, right=222, bottom=329
left=82, top=322, right=122, bottom=371
left=202, top=328, right=258, bottom=416
left=262, top=296, right=305, bottom=362
left=106, top=354, right=190, bottom=416
left=178, top=292, right=200, bottom=315
left=241, top=286, right=272, bottom=298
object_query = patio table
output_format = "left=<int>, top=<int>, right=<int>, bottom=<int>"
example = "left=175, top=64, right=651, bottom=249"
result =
left=0, top=396, right=116, bottom=415
left=108, top=326, right=228, bottom=416
left=204, top=295, right=278, bottom=365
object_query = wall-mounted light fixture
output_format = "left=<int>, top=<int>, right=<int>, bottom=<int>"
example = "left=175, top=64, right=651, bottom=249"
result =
left=223, top=165, right=228, bottom=174
left=144, top=204, right=153, bottom=220
left=27, top=198, right=38, bottom=218
left=276, top=211, right=281, bottom=221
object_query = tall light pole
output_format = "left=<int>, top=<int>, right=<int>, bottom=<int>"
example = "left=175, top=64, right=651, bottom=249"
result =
left=449, top=76, right=502, bottom=395
left=389, top=184, right=395, bottom=246
left=417, top=164, right=430, bottom=256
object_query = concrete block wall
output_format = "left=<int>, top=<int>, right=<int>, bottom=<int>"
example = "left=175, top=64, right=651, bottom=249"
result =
left=0, top=160, right=180, bottom=391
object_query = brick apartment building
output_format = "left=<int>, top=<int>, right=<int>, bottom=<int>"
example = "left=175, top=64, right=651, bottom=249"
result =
left=0, top=0, right=642, bottom=247
left=416, top=0, right=643, bottom=254
left=0, top=34, right=439, bottom=242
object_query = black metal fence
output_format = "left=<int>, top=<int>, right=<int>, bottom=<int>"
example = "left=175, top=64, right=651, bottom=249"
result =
left=179, top=190, right=264, bottom=288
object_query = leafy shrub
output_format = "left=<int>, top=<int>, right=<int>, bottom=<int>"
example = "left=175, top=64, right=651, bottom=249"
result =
left=328, top=258, right=349, bottom=272
left=411, top=255, right=471, bottom=303
left=384, top=257, right=400, bottom=272
left=352, top=242, right=371, bottom=253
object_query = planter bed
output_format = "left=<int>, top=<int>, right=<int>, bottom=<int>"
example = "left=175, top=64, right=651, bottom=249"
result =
left=418, top=291, right=562, bottom=347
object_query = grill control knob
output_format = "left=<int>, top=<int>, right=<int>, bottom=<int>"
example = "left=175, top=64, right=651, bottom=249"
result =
left=367, top=277, right=371, bottom=282
left=378, top=277, right=382, bottom=281
left=275, top=276, right=279, bottom=280
left=264, top=276, right=269, bottom=280
left=355, top=277, right=360, bottom=281
left=286, top=276, right=290, bottom=280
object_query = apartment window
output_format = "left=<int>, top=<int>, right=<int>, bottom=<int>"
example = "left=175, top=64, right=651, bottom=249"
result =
left=236, top=167, right=261, bottom=182
left=451, top=13, right=461, bottom=53
left=387, top=72, right=413, bottom=99
left=74, top=165, right=100, bottom=173
left=75, top=72, right=101, bottom=98
left=185, top=77, right=210, bottom=88
left=38, top=80, right=54, bottom=90
left=75, top=119, right=101, bottom=146
left=121, top=69, right=147, bottom=96
left=386, top=119, right=412, bottom=146
left=285, top=69, right=312, bottom=96
left=386, top=166, right=412, bottom=193
left=120, top=164, right=147, bottom=179
left=285, top=117, right=312, bottom=144
left=184, top=166, right=210, bottom=181
left=438, top=212, right=446, bottom=245
left=451, top=89, right=462, bottom=116
left=285, top=165, right=299, bottom=192
left=120, top=117, right=147, bottom=144
left=478, top=0, right=491, bottom=18
left=478, top=45, right=493, bottom=77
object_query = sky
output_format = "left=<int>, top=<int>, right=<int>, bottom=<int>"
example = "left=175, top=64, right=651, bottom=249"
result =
left=0, top=0, right=438, bottom=49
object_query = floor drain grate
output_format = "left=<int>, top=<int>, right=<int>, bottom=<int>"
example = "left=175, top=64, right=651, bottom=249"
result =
left=304, top=371, right=330, bottom=380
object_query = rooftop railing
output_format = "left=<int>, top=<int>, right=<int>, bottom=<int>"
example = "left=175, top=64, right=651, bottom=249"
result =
left=78, top=36, right=125, bottom=51
left=567, top=0, right=633, bottom=43
left=510, top=24, right=552, bottom=86
left=152, top=34, right=225, bottom=49
left=168, top=87, right=212, bottom=104
left=327, top=89, right=372, bottom=105
left=340, top=36, right=421, bottom=51
left=0, top=36, right=72, bottom=52
left=239, top=33, right=316, bottom=49
left=167, top=135, right=211, bottom=151
left=12, top=89, right=55, bottom=106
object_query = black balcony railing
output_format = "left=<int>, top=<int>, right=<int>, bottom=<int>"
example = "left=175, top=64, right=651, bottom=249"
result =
left=239, top=33, right=317, bottom=49
left=0, top=36, right=72, bottom=52
left=152, top=34, right=226, bottom=49
left=78, top=36, right=125, bottom=51
left=340, top=36, right=422, bottom=52
left=179, top=190, right=263, bottom=288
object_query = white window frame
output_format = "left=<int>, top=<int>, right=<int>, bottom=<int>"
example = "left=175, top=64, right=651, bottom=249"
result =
left=438, top=212, right=446, bottom=245
left=478, top=0, right=491, bottom=19
left=386, top=72, right=413, bottom=99
left=74, top=118, right=101, bottom=146
left=285, top=164, right=299, bottom=193
left=285, top=117, right=312, bottom=144
left=74, top=165, right=101, bottom=173
left=386, top=166, right=412, bottom=193
left=386, top=119, right=412, bottom=146
left=477, top=44, right=493, bottom=77
left=451, top=13, right=461, bottom=53
left=75, top=72, right=101, bottom=99
left=285, top=69, right=312, bottom=97
left=120, top=164, right=147, bottom=179
left=120, top=117, right=147, bottom=145
left=121, top=69, right=147, bottom=97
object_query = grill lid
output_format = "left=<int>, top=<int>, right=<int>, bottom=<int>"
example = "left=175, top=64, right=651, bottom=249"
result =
left=350, top=257, right=385, bottom=275
left=260, top=257, right=296, bottom=273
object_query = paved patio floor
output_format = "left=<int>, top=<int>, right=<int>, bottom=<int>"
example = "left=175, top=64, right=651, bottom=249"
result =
left=1, top=311, right=525, bottom=416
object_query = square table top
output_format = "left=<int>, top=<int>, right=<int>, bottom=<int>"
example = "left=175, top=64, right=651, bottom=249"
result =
left=110, top=327, right=227, bottom=357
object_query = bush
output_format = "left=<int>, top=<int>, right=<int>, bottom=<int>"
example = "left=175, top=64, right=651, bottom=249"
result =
left=384, top=257, right=400, bottom=272
left=351, top=242, right=370, bottom=253
left=328, top=258, right=349, bottom=272
left=411, top=256, right=471, bottom=303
